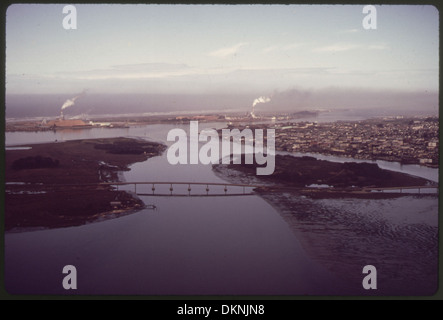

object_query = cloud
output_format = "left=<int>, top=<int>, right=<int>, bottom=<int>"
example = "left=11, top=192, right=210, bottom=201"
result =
left=47, top=63, right=217, bottom=81
left=262, top=42, right=307, bottom=54
left=314, top=43, right=389, bottom=53
left=261, top=86, right=439, bottom=113
left=368, top=44, right=389, bottom=50
left=111, top=63, right=190, bottom=72
left=208, top=43, right=248, bottom=58
left=6, top=61, right=436, bottom=96
left=262, top=45, right=279, bottom=54
left=341, top=28, right=360, bottom=34
left=282, top=43, right=307, bottom=50
left=314, top=44, right=360, bottom=53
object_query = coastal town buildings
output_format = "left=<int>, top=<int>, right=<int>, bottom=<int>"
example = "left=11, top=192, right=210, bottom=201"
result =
left=251, top=116, right=439, bottom=167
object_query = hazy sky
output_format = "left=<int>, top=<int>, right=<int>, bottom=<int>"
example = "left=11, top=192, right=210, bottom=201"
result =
left=6, top=4, right=439, bottom=96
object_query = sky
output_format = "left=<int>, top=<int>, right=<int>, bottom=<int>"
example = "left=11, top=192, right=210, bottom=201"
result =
left=5, top=4, right=439, bottom=103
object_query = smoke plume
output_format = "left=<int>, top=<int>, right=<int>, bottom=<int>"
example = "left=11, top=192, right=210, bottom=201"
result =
left=61, top=90, right=87, bottom=110
left=252, top=96, right=271, bottom=107
left=251, top=95, right=271, bottom=117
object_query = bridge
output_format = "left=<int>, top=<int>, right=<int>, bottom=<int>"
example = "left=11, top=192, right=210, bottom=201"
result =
left=110, top=182, right=439, bottom=196
left=361, top=185, right=439, bottom=194
left=6, top=181, right=438, bottom=197
left=107, top=181, right=263, bottom=196
left=5, top=181, right=264, bottom=197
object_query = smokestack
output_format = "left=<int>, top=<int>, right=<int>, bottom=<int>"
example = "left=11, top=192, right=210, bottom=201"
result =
left=251, top=105, right=257, bottom=119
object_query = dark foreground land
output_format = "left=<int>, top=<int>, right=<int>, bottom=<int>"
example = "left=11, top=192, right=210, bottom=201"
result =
left=5, top=138, right=166, bottom=231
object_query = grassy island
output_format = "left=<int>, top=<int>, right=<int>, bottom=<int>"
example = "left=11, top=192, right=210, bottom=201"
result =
left=213, top=154, right=436, bottom=199
left=5, top=137, right=166, bottom=231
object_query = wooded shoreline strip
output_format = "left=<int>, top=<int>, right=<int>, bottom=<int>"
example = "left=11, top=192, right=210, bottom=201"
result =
left=215, top=154, right=435, bottom=191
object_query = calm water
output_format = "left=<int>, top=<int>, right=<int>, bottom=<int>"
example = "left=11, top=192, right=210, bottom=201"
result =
left=4, top=123, right=439, bottom=295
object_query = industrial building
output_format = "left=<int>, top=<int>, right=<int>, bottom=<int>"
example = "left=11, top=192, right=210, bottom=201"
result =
left=46, top=119, right=92, bottom=129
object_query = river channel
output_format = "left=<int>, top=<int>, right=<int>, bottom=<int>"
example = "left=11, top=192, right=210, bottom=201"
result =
left=4, top=123, right=438, bottom=295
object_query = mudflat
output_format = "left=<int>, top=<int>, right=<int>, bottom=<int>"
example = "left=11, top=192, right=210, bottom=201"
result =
left=5, top=137, right=166, bottom=231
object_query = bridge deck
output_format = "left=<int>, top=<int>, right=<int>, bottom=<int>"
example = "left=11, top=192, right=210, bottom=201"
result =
left=6, top=181, right=438, bottom=196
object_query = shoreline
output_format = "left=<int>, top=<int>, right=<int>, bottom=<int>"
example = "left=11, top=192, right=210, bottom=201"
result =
left=280, top=150, right=439, bottom=169
left=5, top=137, right=166, bottom=231
left=212, top=162, right=439, bottom=295
left=6, top=116, right=439, bottom=169
left=215, top=154, right=436, bottom=190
